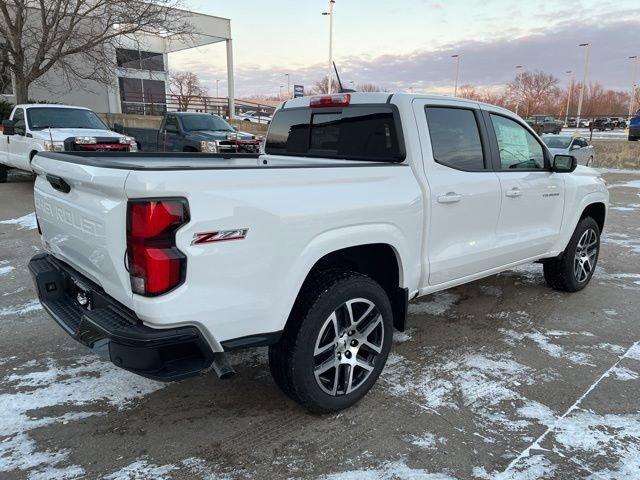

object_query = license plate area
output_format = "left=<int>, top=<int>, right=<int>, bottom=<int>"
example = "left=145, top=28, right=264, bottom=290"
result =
left=71, top=279, right=93, bottom=310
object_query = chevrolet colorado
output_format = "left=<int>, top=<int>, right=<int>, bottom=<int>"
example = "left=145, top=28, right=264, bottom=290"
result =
left=28, top=93, right=609, bottom=412
left=0, top=104, right=137, bottom=182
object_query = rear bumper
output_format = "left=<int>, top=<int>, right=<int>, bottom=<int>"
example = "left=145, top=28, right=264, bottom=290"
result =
left=29, top=253, right=214, bottom=381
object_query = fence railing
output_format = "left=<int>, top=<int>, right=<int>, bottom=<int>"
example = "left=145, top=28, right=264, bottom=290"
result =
left=120, top=92, right=277, bottom=119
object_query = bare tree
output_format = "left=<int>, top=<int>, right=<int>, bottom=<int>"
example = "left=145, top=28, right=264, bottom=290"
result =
left=311, top=77, right=341, bottom=95
left=0, top=0, right=191, bottom=104
left=507, top=71, right=559, bottom=117
left=356, top=82, right=381, bottom=92
left=169, top=70, right=207, bottom=111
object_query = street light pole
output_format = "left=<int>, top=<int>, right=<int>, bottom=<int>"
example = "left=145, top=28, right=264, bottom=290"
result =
left=452, top=54, right=461, bottom=96
left=576, top=43, right=591, bottom=127
left=628, top=55, right=639, bottom=121
left=216, top=79, right=220, bottom=98
left=515, top=65, right=524, bottom=115
left=564, top=70, right=573, bottom=127
left=284, top=73, right=291, bottom=98
left=322, top=1, right=335, bottom=94
left=279, top=85, right=284, bottom=98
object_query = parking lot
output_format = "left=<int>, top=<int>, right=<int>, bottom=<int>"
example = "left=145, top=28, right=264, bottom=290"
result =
left=1, top=169, right=639, bottom=479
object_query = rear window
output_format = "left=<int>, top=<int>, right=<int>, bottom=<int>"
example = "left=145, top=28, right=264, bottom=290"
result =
left=265, top=106, right=404, bottom=162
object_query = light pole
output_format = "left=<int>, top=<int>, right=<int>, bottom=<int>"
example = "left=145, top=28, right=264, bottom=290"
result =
left=279, top=85, right=284, bottom=98
left=576, top=43, right=591, bottom=127
left=215, top=79, right=220, bottom=98
left=628, top=55, right=639, bottom=121
left=452, top=54, right=461, bottom=97
left=284, top=73, right=290, bottom=98
left=322, top=0, right=335, bottom=94
left=514, top=65, right=524, bottom=115
left=564, top=70, right=573, bottom=127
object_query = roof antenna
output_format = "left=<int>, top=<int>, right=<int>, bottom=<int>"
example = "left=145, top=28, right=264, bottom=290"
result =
left=333, top=62, right=355, bottom=93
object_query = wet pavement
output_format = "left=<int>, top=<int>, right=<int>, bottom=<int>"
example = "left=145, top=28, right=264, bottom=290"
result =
left=1, top=170, right=639, bottom=479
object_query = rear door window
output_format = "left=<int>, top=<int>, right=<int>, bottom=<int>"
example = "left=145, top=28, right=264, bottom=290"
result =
left=265, top=106, right=404, bottom=162
left=425, top=107, right=485, bottom=170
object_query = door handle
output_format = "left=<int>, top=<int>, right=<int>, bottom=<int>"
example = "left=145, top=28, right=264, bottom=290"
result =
left=505, top=188, right=522, bottom=198
left=437, top=192, right=462, bottom=204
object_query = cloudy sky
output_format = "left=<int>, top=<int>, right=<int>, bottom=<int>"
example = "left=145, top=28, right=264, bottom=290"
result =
left=173, top=0, right=640, bottom=97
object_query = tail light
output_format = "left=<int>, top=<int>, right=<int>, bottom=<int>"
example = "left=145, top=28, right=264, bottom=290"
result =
left=310, top=93, right=351, bottom=108
left=126, top=199, right=189, bottom=296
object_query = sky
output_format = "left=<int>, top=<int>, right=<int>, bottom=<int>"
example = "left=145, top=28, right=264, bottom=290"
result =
left=171, top=0, right=640, bottom=98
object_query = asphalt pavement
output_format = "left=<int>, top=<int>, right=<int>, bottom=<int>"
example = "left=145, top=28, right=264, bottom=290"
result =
left=1, top=169, right=639, bottom=479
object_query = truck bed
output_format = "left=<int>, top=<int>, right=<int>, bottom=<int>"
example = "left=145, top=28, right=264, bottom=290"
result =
left=35, top=151, right=263, bottom=170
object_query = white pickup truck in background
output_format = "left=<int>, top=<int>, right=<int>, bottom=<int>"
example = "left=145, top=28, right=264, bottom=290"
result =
left=28, top=92, right=608, bottom=412
left=0, top=104, right=137, bottom=182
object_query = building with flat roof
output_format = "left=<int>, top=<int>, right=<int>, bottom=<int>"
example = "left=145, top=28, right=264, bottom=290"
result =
left=0, top=9, right=235, bottom=117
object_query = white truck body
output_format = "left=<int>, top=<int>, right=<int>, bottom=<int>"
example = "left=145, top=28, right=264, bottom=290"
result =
left=28, top=93, right=609, bottom=410
left=0, top=104, right=135, bottom=175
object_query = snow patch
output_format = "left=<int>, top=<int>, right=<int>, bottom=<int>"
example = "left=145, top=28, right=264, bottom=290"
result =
left=0, top=212, right=38, bottom=230
left=393, top=329, right=413, bottom=343
left=320, top=459, right=456, bottom=480
left=102, top=459, right=177, bottom=480
left=501, top=328, right=594, bottom=366
left=0, top=357, right=166, bottom=478
left=0, top=260, right=14, bottom=276
left=0, top=299, right=43, bottom=317
left=409, top=292, right=460, bottom=316
left=601, top=233, right=640, bottom=255
left=609, top=179, right=640, bottom=189
left=409, top=432, right=436, bottom=449
left=610, top=366, right=639, bottom=381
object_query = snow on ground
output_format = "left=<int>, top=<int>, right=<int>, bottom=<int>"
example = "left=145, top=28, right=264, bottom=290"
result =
left=0, top=260, right=14, bottom=276
left=560, top=128, right=627, bottom=140
left=320, top=459, right=457, bottom=480
left=609, top=179, right=640, bottom=189
left=0, top=298, right=43, bottom=317
left=409, top=292, right=460, bottom=316
left=0, top=357, right=166, bottom=479
left=601, top=232, right=640, bottom=255
left=0, top=212, right=38, bottom=230
left=102, top=459, right=178, bottom=480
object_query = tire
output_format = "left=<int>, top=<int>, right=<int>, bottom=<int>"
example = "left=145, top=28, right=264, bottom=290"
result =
left=269, top=270, right=393, bottom=413
left=544, top=217, right=600, bottom=292
left=0, top=164, right=7, bottom=183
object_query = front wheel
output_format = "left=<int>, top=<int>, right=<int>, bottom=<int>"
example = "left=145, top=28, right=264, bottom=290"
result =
left=269, top=270, right=393, bottom=413
left=544, top=217, right=600, bottom=292
left=0, top=164, right=7, bottom=183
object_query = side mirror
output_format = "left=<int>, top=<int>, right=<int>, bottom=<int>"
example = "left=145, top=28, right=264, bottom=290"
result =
left=2, top=119, right=15, bottom=136
left=113, top=122, right=124, bottom=134
left=553, top=154, right=577, bottom=173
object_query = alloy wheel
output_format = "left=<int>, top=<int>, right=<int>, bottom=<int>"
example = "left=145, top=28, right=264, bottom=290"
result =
left=574, top=228, right=598, bottom=283
left=313, top=298, right=384, bottom=396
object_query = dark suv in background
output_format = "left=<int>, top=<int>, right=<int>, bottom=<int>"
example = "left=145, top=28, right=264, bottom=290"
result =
left=629, top=115, right=640, bottom=141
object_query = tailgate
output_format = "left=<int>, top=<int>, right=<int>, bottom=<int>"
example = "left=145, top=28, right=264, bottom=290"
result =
left=31, top=155, right=133, bottom=308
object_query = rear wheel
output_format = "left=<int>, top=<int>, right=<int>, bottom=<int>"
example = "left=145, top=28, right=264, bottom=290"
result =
left=269, top=270, right=393, bottom=413
left=544, top=217, right=600, bottom=292
left=0, top=164, right=7, bottom=183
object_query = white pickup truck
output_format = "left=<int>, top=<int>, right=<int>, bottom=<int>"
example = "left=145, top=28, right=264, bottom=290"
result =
left=0, top=104, right=137, bottom=182
left=28, top=93, right=608, bottom=412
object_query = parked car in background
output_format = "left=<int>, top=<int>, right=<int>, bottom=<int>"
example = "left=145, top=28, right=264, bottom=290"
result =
left=543, top=135, right=595, bottom=166
left=115, top=112, right=262, bottom=153
left=29, top=92, right=608, bottom=412
left=629, top=115, right=640, bottom=141
left=578, top=119, right=589, bottom=128
left=566, top=118, right=577, bottom=128
left=0, top=104, right=137, bottom=182
left=237, top=110, right=272, bottom=125
left=526, top=115, right=563, bottom=134
left=609, top=117, right=626, bottom=129
left=591, top=118, right=613, bottom=131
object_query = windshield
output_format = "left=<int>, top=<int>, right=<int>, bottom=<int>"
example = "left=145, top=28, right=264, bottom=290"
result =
left=26, top=107, right=108, bottom=130
left=180, top=115, right=233, bottom=132
left=543, top=136, right=572, bottom=149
